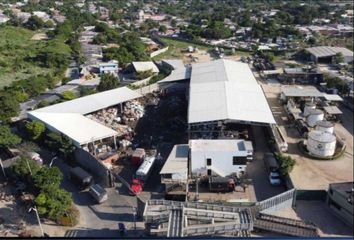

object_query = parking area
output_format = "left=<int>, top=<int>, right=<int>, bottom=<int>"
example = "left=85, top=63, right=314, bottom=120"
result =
left=261, top=83, right=354, bottom=190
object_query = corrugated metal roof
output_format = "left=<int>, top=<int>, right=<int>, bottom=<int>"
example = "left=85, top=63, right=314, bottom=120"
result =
left=281, top=85, right=324, bottom=97
left=188, top=59, right=275, bottom=124
left=306, top=46, right=353, bottom=58
left=159, top=67, right=191, bottom=83
left=28, top=112, right=117, bottom=147
left=323, top=106, right=343, bottom=115
left=162, top=59, right=185, bottom=70
left=160, top=144, right=189, bottom=174
left=32, top=87, right=141, bottom=114
left=28, top=87, right=142, bottom=147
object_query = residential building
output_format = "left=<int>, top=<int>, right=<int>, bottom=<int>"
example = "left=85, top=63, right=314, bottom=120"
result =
left=99, top=60, right=119, bottom=76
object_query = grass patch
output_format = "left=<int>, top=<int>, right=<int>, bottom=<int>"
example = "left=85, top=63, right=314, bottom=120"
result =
left=152, top=37, right=211, bottom=60
left=0, top=26, right=68, bottom=89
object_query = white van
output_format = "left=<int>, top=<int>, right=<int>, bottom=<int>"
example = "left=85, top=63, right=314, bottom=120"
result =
left=89, top=184, right=108, bottom=204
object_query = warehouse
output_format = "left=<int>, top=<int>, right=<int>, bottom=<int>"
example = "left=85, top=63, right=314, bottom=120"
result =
left=27, top=87, right=142, bottom=148
left=306, top=46, right=353, bottom=64
left=188, top=59, right=276, bottom=138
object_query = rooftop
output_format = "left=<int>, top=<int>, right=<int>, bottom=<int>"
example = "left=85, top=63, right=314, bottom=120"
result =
left=329, top=182, right=354, bottom=198
left=132, top=61, right=159, bottom=73
left=190, top=139, right=252, bottom=152
left=188, top=59, right=275, bottom=125
left=160, top=144, right=189, bottom=174
left=28, top=87, right=142, bottom=147
left=306, top=46, right=353, bottom=58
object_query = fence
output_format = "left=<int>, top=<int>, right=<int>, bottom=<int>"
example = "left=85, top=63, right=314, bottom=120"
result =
left=256, top=188, right=296, bottom=214
left=150, top=46, right=169, bottom=58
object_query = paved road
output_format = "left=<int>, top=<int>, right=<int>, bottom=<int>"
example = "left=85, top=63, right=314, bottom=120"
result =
left=50, top=157, right=143, bottom=238
left=247, top=126, right=286, bottom=201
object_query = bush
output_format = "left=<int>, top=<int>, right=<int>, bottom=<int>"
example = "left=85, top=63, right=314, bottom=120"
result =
left=25, top=121, right=45, bottom=140
left=57, top=206, right=79, bottom=227
left=275, top=152, right=296, bottom=175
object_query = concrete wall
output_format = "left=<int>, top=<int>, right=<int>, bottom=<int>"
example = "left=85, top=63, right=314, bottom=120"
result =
left=150, top=46, right=169, bottom=58
left=74, top=148, right=112, bottom=187
left=191, top=150, right=248, bottom=177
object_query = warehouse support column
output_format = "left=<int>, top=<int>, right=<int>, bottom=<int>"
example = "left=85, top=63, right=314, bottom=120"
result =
left=113, top=135, right=117, bottom=150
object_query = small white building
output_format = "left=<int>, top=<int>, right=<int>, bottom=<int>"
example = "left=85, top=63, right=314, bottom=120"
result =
left=99, top=60, right=118, bottom=76
left=190, top=139, right=253, bottom=178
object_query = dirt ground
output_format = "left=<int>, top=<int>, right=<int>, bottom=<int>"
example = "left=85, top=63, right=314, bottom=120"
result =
left=261, top=83, right=354, bottom=190
left=0, top=182, right=71, bottom=237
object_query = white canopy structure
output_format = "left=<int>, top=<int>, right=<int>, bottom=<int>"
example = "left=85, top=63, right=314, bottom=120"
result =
left=188, top=59, right=275, bottom=125
left=132, top=61, right=159, bottom=73
left=28, top=87, right=142, bottom=147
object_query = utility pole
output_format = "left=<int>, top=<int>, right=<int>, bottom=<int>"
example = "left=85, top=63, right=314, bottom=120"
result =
left=29, top=206, right=44, bottom=237
left=0, top=157, right=6, bottom=178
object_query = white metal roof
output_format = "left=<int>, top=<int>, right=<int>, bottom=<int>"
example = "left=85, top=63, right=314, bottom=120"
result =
left=162, top=59, right=185, bottom=70
left=188, top=59, right=275, bottom=124
left=28, top=112, right=117, bottom=147
left=322, top=94, right=343, bottom=101
left=281, top=85, right=323, bottom=97
left=306, top=46, right=353, bottom=58
left=160, top=144, right=189, bottom=174
left=28, top=87, right=142, bottom=147
left=190, top=139, right=248, bottom=152
left=33, top=87, right=141, bottom=114
left=132, top=61, right=159, bottom=73
left=159, top=67, right=191, bottom=83
left=136, top=156, right=156, bottom=176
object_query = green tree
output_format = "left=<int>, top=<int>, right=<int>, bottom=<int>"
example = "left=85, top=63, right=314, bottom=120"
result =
left=97, top=73, right=120, bottom=92
left=12, top=156, right=40, bottom=179
left=334, top=52, right=344, bottom=64
left=14, top=91, right=29, bottom=103
left=159, top=25, right=167, bottom=33
left=33, top=167, right=63, bottom=191
left=0, top=125, right=21, bottom=148
left=61, top=91, right=77, bottom=101
left=25, top=121, right=46, bottom=140
left=0, top=93, right=20, bottom=122
left=45, top=132, right=75, bottom=160
left=25, top=16, right=45, bottom=30
left=275, top=152, right=296, bottom=175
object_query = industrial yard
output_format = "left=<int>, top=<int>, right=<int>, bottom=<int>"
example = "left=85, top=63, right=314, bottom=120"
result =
left=261, top=83, right=353, bottom=190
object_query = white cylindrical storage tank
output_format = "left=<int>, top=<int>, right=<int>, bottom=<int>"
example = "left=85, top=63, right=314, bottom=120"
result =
left=307, top=109, right=324, bottom=127
left=303, top=103, right=316, bottom=117
left=316, top=120, right=334, bottom=134
left=307, top=130, right=336, bottom=157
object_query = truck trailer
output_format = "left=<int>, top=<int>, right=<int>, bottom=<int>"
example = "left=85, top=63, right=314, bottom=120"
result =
left=130, top=156, right=156, bottom=195
left=70, top=167, right=93, bottom=189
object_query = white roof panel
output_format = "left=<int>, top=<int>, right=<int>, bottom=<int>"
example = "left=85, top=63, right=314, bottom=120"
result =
left=132, top=61, right=159, bottom=73
left=28, top=112, right=117, bottom=147
left=160, top=144, right=189, bottom=174
left=33, top=87, right=141, bottom=114
left=188, top=59, right=275, bottom=124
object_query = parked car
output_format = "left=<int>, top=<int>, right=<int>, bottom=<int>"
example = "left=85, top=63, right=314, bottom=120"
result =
left=264, top=153, right=282, bottom=186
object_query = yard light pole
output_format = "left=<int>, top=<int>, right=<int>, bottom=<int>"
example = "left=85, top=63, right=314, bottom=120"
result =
left=25, top=157, right=33, bottom=176
left=49, top=156, right=57, bottom=168
left=29, top=206, right=44, bottom=237
left=0, top=157, right=6, bottom=178
left=132, top=206, right=137, bottom=230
